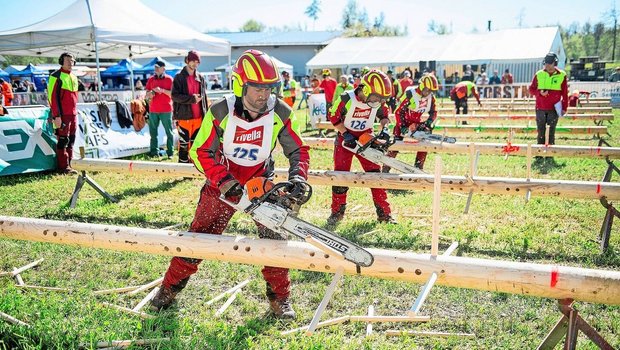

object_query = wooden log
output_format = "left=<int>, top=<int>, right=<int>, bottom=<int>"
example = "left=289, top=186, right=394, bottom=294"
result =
left=0, top=311, right=29, bottom=327
left=435, top=114, right=614, bottom=122
left=1, top=216, right=620, bottom=305
left=366, top=305, right=374, bottom=336
left=11, top=258, right=44, bottom=276
left=85, top=338, right=170, bottom=349
left=316, top=122, right=607, bottom=135
left=348, top=315, right=430, bottom=322
left=434, top=107, right=612, bottom=114
left=282, top=316, right=350, bottom=335
left=16, top=285, right=71, bottom=292
left=70, top=159, right=620, bottom=200
left=302, top=138, right=620, bottom=159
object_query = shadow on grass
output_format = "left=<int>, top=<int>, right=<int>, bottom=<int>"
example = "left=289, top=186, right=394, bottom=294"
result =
left=0, top=170, right=57, bottom=186
left=532, top=157, right=566, bottom=175
left=111, top=178, right=188, bottom=201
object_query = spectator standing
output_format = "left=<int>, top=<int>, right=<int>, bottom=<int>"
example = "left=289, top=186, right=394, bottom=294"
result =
left=398, top=71, right=414, bottom=98
left=296, top=75, right=310, bottom=109
left=501, top=69, right=514, bottom=84
left=145, top=60, right=174, bottom=158
left=48, top=52, right=79, bottom=174
left=210, top=79, right=223, bottom=90
left=332, top=74, right=354, bottom=104
left=528, top=52, right=568, bottom=153
left=608, top=67, right=620, bottom=82
left=319, top=68, right=337, bottom=111
left=172, top=50, right=208, bottom=163
left=462, top=64, right=475, bottom=82
left=489, top=70, right=501, bottom=84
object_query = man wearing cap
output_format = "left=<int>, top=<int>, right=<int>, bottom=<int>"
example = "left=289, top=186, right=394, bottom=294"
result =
left=501, top=69, right=513, bottom=84
left=608, top=67, right=620, bottom=82
left=172, top=50, right=208, bottom=163
left=319, top=68, right=337, bottom=112
left=146, top=60, right=174, bottom=158
left=332, top=74, right=354, bottom=104
left=529, top=52, right=568, bottom=152
left=462, top=64, right=475, bottom=82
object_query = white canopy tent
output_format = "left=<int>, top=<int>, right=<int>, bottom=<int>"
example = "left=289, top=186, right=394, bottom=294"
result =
left=0, top=0, right=230, bottom=96
left=306, top=27, right=565, bottom=83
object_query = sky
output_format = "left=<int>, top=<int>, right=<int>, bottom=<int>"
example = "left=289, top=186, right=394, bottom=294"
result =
left=0, top=0, right=616, bottom=34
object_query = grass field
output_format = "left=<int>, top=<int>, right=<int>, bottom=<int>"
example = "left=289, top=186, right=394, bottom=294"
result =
left=1, top=105, right=619, bottom=349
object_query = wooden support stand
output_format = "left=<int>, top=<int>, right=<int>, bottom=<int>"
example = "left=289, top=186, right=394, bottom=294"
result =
left=69, top=170, right=118, bottom=208
left=537, top=299, right=614, bottom=350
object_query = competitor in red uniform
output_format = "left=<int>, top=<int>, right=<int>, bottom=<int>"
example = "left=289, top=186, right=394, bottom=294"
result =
left=151, top=50, right=310, bottom=319
left=327, top=69, right=395, bottom=225
left=384, top=75, right=439, bottom=172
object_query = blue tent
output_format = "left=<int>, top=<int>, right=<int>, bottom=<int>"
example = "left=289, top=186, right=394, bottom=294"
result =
left=135, top=57, right=181, bottom=76
left=0, top=68, right=9, bottom=81
left=11, top=64, right=49, bottom=91
left=100, top=59, right=143, bottom=77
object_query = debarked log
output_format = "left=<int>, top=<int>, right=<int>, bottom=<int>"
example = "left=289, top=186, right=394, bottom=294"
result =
left=71, top=159, right=620, bottom=200
left=0, top=216, right=619, bottom=305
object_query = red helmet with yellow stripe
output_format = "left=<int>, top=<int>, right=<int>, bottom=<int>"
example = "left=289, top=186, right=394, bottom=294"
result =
left=419, top=75, right=439, bottom=91
left=232, top=49, right=281, bottom=97
left=361, top=70, right=392, bottom=99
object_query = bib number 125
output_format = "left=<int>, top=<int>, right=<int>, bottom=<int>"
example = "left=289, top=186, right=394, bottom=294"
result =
left=232, top=147, right=258, bottom=161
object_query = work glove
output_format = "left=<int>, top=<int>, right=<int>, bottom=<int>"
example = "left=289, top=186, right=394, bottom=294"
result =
left=378, top=126, right=390, bottom=140
left=342, top=131, right=358, bottom=148
left=287, top=176, right=312, bottom=205
left=417, top=120, right=433, bottom=133
left=218, top=174, right=243, bottom=201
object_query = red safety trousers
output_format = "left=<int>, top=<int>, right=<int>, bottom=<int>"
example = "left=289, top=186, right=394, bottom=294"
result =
left=55, top=114, right=78, bottom=170
left=331, top=134, right=391, bottom=216
left=162, top=185, right=290, bottom=300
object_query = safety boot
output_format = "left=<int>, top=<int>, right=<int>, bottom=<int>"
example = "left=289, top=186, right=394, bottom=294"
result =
left=149, top=277, right=189, bottom=312
left=268, top=298, right=296, bottom=319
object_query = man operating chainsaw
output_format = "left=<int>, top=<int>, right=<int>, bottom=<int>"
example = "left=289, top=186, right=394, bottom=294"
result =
left=383, top=74, right=439, bottom=172
left=151, top=50, right=310, bottom=319
left=327, top=69, right=395, bottom=225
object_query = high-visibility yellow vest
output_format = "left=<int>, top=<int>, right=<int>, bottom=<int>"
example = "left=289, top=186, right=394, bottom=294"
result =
left=535, top=69, right=566, bottom=91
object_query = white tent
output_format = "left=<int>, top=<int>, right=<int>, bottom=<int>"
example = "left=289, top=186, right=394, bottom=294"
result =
left=0, top=0, right=230, bottom=97
left=0, top=0, right=230, bottom=59
left=306, top=27, right=565, bottom=82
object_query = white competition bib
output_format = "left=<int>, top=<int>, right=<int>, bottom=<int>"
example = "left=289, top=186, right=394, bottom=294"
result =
left=222, top=94, right=275, bottom=167
left=406, top=86, right=433, bottom=115
left=342, top=90, right=378, bottom=132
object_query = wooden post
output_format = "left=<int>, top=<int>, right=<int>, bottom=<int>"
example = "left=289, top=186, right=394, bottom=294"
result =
left=2, top=216, right=620, bottom=305
left=431, top=157, right=442, bottom=256
left=100, top=302, right=155, bottom=319
left=12, top=267, right=25, bottom=286
left=306, top=266, right=345, bottom=335
left=366, top=304, right=375, bottom=337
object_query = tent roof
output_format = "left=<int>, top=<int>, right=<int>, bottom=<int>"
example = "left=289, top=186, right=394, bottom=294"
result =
left=135, top=57, right=182, bottom=73
left=0, top=0, right=230, bottom=59
left=100, top=59, right=142, bottom=77
left=12, top=63, right=48, bottom=76
left=307, top=27, right=561, bottom=68
left=0, top=69, right=9, bottom=79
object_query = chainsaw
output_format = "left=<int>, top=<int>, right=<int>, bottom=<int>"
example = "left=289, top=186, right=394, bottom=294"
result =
left=410, top=130, right=457, bottom=144
left=220, top=177, right=375, bottom=267
left=344, top=132, right=426, bottom=175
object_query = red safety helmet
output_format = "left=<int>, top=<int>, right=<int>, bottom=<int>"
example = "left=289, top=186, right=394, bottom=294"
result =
left=419, top=75, right=439, bottom=91
left=361, top=70, right=392, bottom=99
left=232, top=49, right=281, bottom=97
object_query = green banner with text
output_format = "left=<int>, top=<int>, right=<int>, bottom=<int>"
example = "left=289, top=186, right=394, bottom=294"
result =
left=0, top=107, right=57, bottom=176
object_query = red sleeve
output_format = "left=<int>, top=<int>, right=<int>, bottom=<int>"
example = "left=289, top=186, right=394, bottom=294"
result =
left=472, top=85, right=481, bottom=103
left=145, top=78, right=153, bottom=91
left=393, top=99, right=408, bottom=137
left=561, top=76, right=569, bottom=112
left=529, top=75, right=539, bottom=97
left=49, top=80, right=61, bottom=117
left=428, top=95, right=437, bottom=122
left=328, top=96, right=347, bottom=127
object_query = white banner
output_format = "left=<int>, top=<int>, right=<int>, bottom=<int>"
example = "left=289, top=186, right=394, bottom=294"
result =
left=308, top=93, right=327, bottom=128
left=76, top=103, right=176, bottom=159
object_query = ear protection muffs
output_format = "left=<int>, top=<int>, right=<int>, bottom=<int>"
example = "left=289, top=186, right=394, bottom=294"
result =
left=362, top=84, right=371, bottom=98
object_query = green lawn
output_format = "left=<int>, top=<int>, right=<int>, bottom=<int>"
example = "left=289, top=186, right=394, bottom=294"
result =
left=0, top=107, right=619, bottom=349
